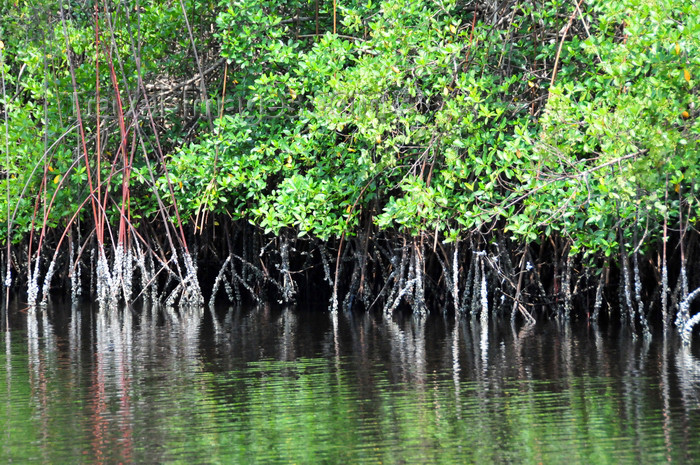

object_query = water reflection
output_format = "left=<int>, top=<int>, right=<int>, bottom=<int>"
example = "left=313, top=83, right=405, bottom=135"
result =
left=383, top=314, right=427, bottom=386
left=675, top=343, right=700, bottom=464
left=2, top=305, right=700, bottom=464
left=676, top=344, right=700, bottom=408
left=26, top=308, right=58, bottom=463
left=92, top=307, right=134, bottom=464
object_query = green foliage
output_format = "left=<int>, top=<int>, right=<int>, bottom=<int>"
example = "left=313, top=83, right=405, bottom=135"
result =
left=162, top=0, right=564, bottom=240
left=515, top=0, right=700, bottom=258
left=0, top=0, right=223, bottom=244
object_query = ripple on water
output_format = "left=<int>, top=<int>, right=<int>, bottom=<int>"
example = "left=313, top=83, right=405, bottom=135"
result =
left=2, top=307, right=700, bottom=464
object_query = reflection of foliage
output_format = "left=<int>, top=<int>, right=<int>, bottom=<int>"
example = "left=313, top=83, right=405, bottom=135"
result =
left=2, top=308, right=700, bottom=463
left=2, top=339, right=695, bottom=464
left=151, top=359, right=684, bottom=464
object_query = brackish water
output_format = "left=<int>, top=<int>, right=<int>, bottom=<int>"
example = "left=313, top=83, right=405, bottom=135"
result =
left=1, top=301, right=699, bottom=464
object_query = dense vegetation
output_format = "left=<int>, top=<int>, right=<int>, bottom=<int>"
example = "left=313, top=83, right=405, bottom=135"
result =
left=1, top=0, right=699, bottom=338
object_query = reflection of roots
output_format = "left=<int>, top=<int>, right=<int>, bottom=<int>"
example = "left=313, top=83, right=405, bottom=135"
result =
left=676, top=345, right=700, bottom=408
left=384, top=312, right=427, bottom=385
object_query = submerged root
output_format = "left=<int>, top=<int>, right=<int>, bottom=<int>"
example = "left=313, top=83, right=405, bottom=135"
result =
left=210, top=252, right=268, bottom=307
left=2, top=255, right=10, bottom=305
left=123, top=247, right=134, bottom=303
left=479, top=252, right=488, bottom=319
left=676, top=276, right=691, bottom=330
left=319, top=244, right=333, bottom=286
left=460, top=251, right=475, bottom=314
left=592, top=267, right=605, bottom=322
left=452, top=246, right=460, bottom=312
left=562, top=255, right=572, bottom=320
left=95, top=248, right=112, bottom=308
left=8, top=219, right=697, bottom=341
left=180, top=250, right=204, bottom=307
left=384, top=244, right=409, bottom=314
left=134, top=242, right=159, bottom=304
left=110, top=245, right=126, bottom=305
left=342, top=244, right=362, bottom=311
left=470, top=252, right=482, bottom=317
left=278, top=238, right=296, bottom=304
left=435, top=244, right=460, bottom=312
left=39, top=257, right=57, bottom=307
left=226, top=271, right=240, bottom=303
left=69, top=232, right=81, bottom=303
left=680, top=286, right=700, bottom=345
left=633, top=251, right=650, bottom=337
left=412, top=243, right=426, bottom=316
left=209, top=255, right=233, bottom=307
left=620, top=249, right=635, bottom=327
left=27, top=257, right=40, bottom=308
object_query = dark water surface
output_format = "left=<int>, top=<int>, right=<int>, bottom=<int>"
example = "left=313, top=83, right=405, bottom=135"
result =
left=1, top=301, right=700, bottom=464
